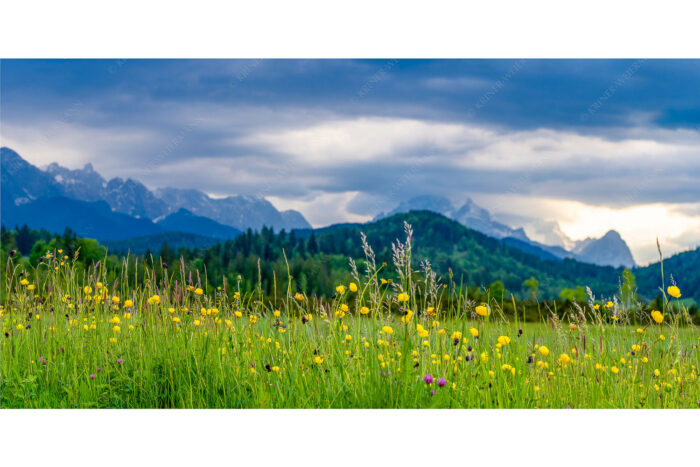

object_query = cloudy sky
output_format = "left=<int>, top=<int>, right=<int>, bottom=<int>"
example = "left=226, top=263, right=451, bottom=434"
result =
left=1, top=59, right=699, bottom=263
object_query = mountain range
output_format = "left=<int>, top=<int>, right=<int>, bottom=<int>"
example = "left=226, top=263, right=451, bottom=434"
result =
left=375, top=195, right=636, bottom=269
left=1, top=147, right=635, bottom=269
left=1, top=147, right=310, bottom=241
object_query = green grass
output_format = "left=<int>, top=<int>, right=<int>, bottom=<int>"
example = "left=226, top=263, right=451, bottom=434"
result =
left=2, top=226, right=698, bottom=408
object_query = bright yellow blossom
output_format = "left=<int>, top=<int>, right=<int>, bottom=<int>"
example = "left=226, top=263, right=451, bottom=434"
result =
left=667, top=286, right=681, bottom=298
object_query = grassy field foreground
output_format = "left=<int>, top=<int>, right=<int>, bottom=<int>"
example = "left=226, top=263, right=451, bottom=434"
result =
left=2, top=224, right=698, bottom=408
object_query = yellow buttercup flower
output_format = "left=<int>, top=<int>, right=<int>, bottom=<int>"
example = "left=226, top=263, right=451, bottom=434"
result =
left=123, top=299, right=134, bottom=308
left=539, top=346, right=550, bottom=357
left=475, top=305, right=489, bottom=317
left=497, top=336, right=511, bottom=346
left=469, top=327, right=479, bottom=337
left=360, top=306, right=370, bottom=315
left=349, top=282, right=358, bottom=293
left=651, top=310, right=663, bottom=324
left=336, top=285, right=346, bottom=295
left=667, top=286, right=681, bottom=298
left=194, top=288, right=203, bottom=295
left=558, top=353, right=571, bottom=364
left=397, top=292, right=409, bottom=302
left=382, top=326, right=394, bottom=335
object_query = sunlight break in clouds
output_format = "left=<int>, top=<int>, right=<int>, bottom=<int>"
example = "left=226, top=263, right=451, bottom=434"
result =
left=479, top=194, right=700, bottom=265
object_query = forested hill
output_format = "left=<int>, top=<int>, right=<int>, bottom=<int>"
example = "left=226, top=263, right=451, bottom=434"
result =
left=2, top=211, right=698, bottom=301
left=310, top=210, right=624, bottom=299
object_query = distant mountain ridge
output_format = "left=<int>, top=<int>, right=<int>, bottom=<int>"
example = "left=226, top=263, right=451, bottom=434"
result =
left=156, top=208, right=241, bottom=240
left=154, top=187, right=310, bottom=232
left=375, top=195, right=530, bottom=241
left=1, top=195, right=165, bottom=241
left=377, top=195, right=636, bottom=268
left=1, top=147, right=311, bottom=236
left=46, top=161, right=169, bottom=220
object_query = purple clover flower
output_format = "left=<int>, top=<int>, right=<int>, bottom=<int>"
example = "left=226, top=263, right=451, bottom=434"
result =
left=437, top=378, right=447, bottom=387
left=423, top=374, right=433, bottom=385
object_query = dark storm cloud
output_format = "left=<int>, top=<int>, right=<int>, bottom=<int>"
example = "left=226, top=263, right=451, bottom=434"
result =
left=1, top=58, right=699, bottom=212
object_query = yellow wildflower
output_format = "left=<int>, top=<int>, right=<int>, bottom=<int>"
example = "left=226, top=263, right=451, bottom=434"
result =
left=667, top=286, right=681, bottom=298
left=497, top=336, right=511, bottom=346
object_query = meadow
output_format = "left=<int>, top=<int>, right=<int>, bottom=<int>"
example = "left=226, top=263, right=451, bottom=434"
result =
left=2, top=223, right=698, bottom=408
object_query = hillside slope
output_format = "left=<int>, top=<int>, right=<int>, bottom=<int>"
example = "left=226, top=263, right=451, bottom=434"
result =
left=313, top=210, right=624, bottom=299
